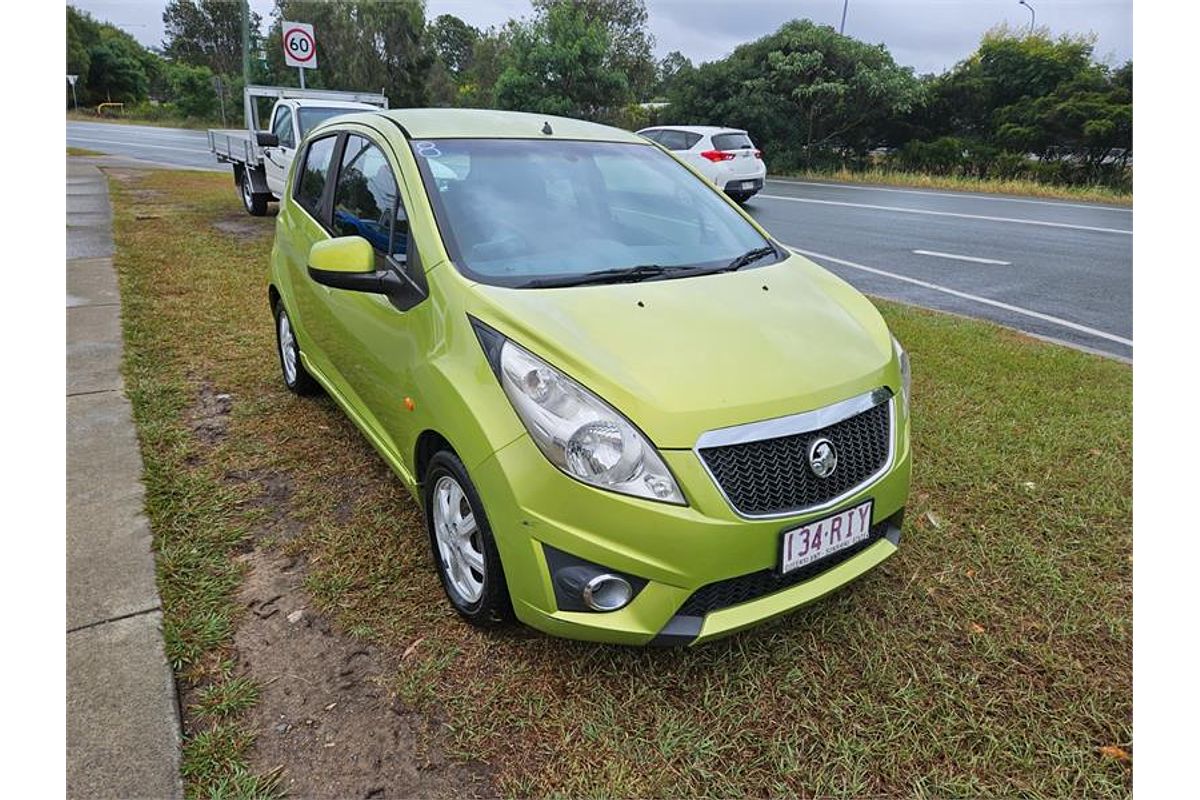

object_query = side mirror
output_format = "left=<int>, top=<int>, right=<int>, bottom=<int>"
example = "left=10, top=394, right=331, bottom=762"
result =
left=256, top=131, right=280, bottom=147
left=307, top=237, right=382, bottom=293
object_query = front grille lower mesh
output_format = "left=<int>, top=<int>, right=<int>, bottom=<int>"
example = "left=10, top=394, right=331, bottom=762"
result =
left=677, top=518, right=892, bottom=617
left=699, top=399, right=891, bottom=517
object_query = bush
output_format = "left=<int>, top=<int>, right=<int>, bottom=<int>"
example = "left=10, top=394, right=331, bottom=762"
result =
left=165, top=62, right=217, bottom=120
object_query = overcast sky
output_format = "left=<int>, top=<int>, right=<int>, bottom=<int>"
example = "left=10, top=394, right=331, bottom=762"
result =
left=74, top=0, right=1132, bottom=76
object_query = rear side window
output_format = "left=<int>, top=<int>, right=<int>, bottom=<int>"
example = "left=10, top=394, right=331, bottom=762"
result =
left=651, top=130, right=701, bottom=151
left=332, top=135, right=406, bottom=259
left=294, top=135, right=337, bottom=216
left=271, top=107, right=295, bottom=148
left=712, top=132, right=753, bottom=151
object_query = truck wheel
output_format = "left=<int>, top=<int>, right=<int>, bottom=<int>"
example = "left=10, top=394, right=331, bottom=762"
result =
left=239, top=169, right=269, bottom=217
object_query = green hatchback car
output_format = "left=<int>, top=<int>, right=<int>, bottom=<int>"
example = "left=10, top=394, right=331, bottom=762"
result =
left=267, top=108, right=911, bottom=645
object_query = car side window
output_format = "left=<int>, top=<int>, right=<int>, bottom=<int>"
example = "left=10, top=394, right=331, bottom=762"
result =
left=658, top=130, right=690, bottom=151
left=682, top=132, right=702, bottom=150
left=332, top=135, right=407, bottom=263
left=294, top=135, right=337, bottom=217
left=271, top=107, right=295, bottom=149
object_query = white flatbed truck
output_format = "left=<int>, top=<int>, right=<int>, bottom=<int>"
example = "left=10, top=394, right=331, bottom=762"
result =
left=209, top=85, right=388, bottom=215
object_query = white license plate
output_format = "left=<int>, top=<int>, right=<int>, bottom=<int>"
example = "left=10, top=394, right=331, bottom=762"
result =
left=779, top=499, right=874, bottom=574
left=740, top=180, right=757, bottom=189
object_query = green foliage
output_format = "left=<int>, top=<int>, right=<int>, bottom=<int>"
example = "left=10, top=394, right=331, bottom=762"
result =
left=163, top=0, right=261, bottom=78
left=264, top=1, right=432, bottom=107
left=68, top=5, right=163, bottom=106
left=495, top=1, right=629, bottom=119
left=897, top=26, right=1131, bottom=189
left=492, top=0, right=655, bottom=121
left=166, top=62, right=219, bottom=119
left=668, top=20, right=922, bottom=170
left=654, top=50, right=692, bottom=99
left=429, top=13, right=479, bottom=77
left=456, top=26, right=514, bottom=108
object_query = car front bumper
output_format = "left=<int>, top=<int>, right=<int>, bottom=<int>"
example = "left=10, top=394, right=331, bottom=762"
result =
left=471, top=412, right=911, bottom=645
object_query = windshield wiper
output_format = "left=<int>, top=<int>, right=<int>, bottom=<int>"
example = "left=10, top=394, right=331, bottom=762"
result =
left=521, top=264, right=682, bottom=288
left=724, top=245, right=778, bottom=272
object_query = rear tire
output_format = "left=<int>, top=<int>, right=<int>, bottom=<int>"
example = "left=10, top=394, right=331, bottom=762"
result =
left=424, top=450, right=513, bottom=627
left=273, top=301, right=319, bottom=396
left=240, top=168, right=269, bottom=217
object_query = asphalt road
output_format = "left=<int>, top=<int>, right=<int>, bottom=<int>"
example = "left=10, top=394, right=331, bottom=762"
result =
left=66, top=120, right=1133, bottom=358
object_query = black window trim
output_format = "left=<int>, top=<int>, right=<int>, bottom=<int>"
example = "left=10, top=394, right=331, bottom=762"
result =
left=292, top=131, right=344, bottom=227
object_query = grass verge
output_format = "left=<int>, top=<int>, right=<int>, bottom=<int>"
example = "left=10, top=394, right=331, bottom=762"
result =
left=68, top=147, right=103, bottom=156
left=68, top=110, right=213, bottom=130
left=112, top=168, right=1131, bottom=798
left=775, top=167, right=1132, bottom=205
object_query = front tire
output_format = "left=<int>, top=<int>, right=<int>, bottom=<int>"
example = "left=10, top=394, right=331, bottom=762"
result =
left=239, top=168, right=269, bottom=217
left=273, top=301, right=319, bottom=396
left=424, top=450, right=513, bottom=626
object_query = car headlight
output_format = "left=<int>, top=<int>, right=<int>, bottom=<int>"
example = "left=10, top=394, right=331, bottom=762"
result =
left=892, top=334, right=911, bottom=413
left=472, top=319, right=685, bottom=505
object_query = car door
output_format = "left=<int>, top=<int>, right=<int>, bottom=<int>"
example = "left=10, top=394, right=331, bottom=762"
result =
left=264, top=104, right=297, bottom=196
left=303, top=129, right=430, bottom=464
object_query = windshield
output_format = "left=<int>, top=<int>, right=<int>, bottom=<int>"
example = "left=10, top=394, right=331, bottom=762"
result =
left=411, top=139, right=776, bottom=287
left=297, top=107, right=360, bottom=138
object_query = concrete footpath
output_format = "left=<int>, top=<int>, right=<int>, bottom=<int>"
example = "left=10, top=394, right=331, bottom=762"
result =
left=67, top=158, right=183, bottom=798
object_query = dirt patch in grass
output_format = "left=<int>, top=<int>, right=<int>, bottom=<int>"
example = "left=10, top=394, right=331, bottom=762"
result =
left=236, top=548, right=495, bottom=799
left=112, top=167, right=1131, bottom=798
left=213, top=215, right=277, bottom=242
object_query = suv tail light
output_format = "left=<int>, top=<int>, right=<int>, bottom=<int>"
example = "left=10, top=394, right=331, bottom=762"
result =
left=700, top=150, right=736, bottom=162
left=754, top=149, right=763, bottom=159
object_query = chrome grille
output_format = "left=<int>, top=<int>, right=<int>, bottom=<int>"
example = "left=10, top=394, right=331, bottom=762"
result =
left=698, top=396, right=892, bottom=517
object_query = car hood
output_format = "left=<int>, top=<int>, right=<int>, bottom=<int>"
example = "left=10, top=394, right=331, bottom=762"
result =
left=466, top=254, right=897, bottom=448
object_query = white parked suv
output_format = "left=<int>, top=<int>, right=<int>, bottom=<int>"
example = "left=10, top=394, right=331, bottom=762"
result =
left=636, top=125, right=767, bottom=202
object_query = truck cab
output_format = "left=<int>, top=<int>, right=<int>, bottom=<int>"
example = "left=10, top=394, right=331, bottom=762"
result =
left=209, top=86, right=388, bottom=215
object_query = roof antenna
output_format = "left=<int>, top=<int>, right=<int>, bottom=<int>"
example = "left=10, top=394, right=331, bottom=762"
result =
left=542, top=121, right=553, bottom=135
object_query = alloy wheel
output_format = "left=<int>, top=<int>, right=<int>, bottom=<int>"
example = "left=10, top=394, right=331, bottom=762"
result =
left=432, top=475, right=485, bottom=603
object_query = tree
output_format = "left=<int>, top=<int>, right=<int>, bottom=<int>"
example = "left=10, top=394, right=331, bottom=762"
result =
left=533, top=0, right=657, bottom=99
left=165, top=62, right=218, bottom=118
left=429, top=13, right=479, bottom=77
left=265, top=1, right=431, bottom=107
left=898, top=28, right=1132, bottom=186
left=67, top=6, right=160, bottom=106
left=87, top=39, right=149, bottom=103
left=67, top=6, right=96, bottom=82
left=655, top=50, right=692, bottom=99
left=668, top=20, right=922, bottom=169
left=162, top=0, right=261, bottom=77
left=494, top=1, right=639, bottom=120
left=458, top=25, right=514, bottom=107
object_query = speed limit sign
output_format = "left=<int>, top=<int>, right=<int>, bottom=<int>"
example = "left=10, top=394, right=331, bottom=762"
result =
left=282, top=21, right=317, bottom=69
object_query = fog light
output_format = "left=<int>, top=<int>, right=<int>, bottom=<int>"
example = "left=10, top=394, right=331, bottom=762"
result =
left=582, top=574, right=633, bottom=611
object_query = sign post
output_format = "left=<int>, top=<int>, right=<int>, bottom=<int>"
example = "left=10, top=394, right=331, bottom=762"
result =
left=282, top=21, right=317, bottom=89
left=67, top=74, right=78, bottom=110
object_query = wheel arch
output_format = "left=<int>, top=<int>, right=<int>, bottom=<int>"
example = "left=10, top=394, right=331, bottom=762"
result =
left=414, top=429, right=457, bottom=490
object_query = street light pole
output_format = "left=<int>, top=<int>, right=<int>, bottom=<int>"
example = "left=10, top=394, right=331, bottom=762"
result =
left=840, top=0, right=849, bottom=35
left=1018, top=0, right=1035, bottom=35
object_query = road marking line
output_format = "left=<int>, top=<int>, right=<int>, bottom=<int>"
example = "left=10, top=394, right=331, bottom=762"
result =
left=786, top=245, right=1133, bottom=348
left=765, top=178, right=1132, bottom=213
left=66, top=135, right=208, bottom=155
left=912, top=249, right=1011, bottom=265
left=759, top=194, right=1133, bottom=235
